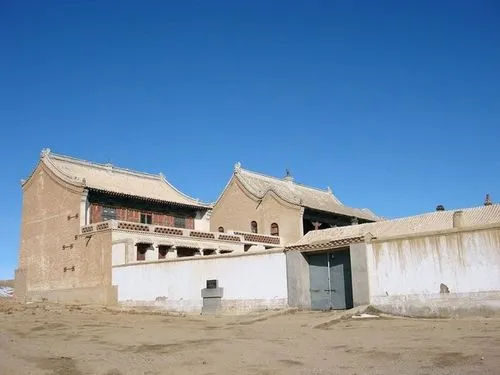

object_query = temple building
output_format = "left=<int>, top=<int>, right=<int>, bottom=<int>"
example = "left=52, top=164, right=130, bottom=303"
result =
left=210, top=163, right=379, bottom=245
left=19, top=149, right=500, bottom=318
left=16, top=149, right=285, bottom=308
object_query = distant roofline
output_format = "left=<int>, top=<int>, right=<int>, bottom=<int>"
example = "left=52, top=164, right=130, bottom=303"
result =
left=235, top=165, right=334, bottom=195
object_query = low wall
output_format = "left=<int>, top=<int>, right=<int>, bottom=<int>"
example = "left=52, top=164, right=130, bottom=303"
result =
left=367, top=227, right=500, bottom=317
left=112, top=251, right=288, bottom=314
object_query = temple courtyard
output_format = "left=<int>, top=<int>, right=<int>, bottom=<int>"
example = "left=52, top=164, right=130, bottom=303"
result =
left=0, top=299, right=499, bottom=375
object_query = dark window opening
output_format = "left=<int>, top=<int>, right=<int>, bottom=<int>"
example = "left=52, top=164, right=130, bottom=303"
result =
left=244, top=244, right=252, bottom=252
left=271, top=223, right=279, bottom=236
left=203, top=249, right=217, bottom=256
left=136, top=243, right=150, bottom=261
left=176, top=247, right=197, bottom=257
left=174, top=216, right=186, bottom=228
left=219, top=249, right=233, bottom=254
left=102, top=206, right=116, bottom=221
left=140, top=213, right=152, bottom=224
left=218, top=226, right=224, bottom=233
left=158, top=245, right=170, bottom=259
left=251, top=221, right=258, bottom=233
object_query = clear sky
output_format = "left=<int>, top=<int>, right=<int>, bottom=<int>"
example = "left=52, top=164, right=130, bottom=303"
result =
left=0, top=1, right=498, bottom=279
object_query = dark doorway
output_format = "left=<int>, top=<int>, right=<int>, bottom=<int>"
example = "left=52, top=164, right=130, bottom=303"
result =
left=308, top=249, right=353, bottom=310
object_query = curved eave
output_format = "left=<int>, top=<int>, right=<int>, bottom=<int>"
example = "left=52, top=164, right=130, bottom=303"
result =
left=87, top=188, right=211, bottom=210
left=21, top=158, right=84, bottom=191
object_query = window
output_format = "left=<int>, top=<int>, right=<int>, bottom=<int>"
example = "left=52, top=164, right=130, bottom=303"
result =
left=218, top=226, right=224, bottom=233
left=158, top=245, right=169, bottom=260
left=102, top=206, right=116, bottom=221
left=140, top=213, right=152, bottom=224
left=251, top=221, right=258, bottom=233
left=174, top=216, right=186, bottom=228
left=136, top=243, right=150, bottom=261
left=271, top=223, right=279, bottom=236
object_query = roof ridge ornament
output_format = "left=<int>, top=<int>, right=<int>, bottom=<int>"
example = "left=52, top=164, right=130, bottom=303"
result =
left=327, top=186, right=332, bottom=194
left=484, top=193, right=492, bottom=206
left=234, top=162, right=241, bottom=173
left=283, top=168, right=294, bottom=182
left=41, top=148, right=51, bottom=158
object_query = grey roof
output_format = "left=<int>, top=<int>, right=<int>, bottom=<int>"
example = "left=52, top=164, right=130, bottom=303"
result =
left=293, top=204, right=500, bottom=246
left=233, top=164, right=380, bottom=221
left=34, top=149, right=209, bottom=208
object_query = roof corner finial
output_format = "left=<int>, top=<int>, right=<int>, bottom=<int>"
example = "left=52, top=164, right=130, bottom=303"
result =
left=159, top=172, right=165, bottom=179
left=484, top=193, right=492, bottom=206
left=40, top=148, right=51, bottom=158
left=234, top=162, right=241, bottom=173
left=284, top=168, right=294, bottom=182
left=326, top=186, right=332, bottom=194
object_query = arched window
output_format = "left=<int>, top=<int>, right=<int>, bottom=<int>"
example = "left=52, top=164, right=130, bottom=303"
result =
left=218, top=226, right=224, bottom=233
left=251, top=221, right=258, bottom=233
left=271, top=223, right=279, bottom=236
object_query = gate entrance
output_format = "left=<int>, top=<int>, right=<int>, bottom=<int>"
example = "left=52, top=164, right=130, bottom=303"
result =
left=308, top=249, right=353, bottom=310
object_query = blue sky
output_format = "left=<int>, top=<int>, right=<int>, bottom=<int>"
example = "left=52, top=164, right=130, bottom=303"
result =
left=0, top=1, right=498, bottom=279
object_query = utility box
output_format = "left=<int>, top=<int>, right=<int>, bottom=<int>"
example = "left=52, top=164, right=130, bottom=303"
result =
left=201, top=279, right=223, bottom=315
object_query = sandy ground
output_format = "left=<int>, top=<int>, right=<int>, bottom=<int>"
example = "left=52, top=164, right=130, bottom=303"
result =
left=1, top=299, right=500, bottom=375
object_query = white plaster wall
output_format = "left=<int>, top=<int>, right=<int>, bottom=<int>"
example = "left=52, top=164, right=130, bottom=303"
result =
left=112, top=252, right=288, bottom=313
left=112, top=243, right=126, bottom=266
left=194, top=210, right=211, bottom=231
left=367, top=228, right=500, bottom=316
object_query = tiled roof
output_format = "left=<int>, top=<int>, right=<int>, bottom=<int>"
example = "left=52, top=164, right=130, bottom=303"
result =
left=234, top=165, right=380, bottom=221
left=293, top=204, right=500, bottom=246
left=286, top=236, right=365, bottom=252
left=37, top=149, right=209, bottom=208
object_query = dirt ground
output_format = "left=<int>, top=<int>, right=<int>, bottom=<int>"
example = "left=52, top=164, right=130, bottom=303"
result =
left=1, top=299, right=499, bottom=375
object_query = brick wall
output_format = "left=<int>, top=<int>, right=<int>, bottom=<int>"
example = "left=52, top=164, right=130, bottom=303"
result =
left=185, top=217, right=195, bottom=230
left=90, top=204, right=103, bottom=224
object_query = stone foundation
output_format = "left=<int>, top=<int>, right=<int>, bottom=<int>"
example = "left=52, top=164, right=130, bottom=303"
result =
left=371, top=291, right=500, bottom=318
left=26, top=285, right=118, bottom=306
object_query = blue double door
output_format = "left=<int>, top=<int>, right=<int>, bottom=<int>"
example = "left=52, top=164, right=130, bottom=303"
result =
left=308, top=249, right=353, bottom=310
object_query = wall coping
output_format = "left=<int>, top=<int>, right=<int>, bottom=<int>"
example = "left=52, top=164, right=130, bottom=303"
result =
left=111, top=247, right=286, bottom=268
left=368, top=222, right=500, bottom=244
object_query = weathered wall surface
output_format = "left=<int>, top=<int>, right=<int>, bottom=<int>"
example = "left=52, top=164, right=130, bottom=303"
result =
left=285, top=251, right=311, bottom=309
left=367, top=227, right=500, bottom=317
left=349, top=243, right=370, bottom=306
left=112, top=251, right=288, bottom=313
left=17, top=162, right=115, bottom=305
left=210, top=179, right=303, bottom=245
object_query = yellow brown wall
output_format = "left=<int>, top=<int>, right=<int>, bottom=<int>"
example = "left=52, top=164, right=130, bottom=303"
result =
left=210, top=178, right=303, bottom=245
left=17, top=162, right=116, bottom=305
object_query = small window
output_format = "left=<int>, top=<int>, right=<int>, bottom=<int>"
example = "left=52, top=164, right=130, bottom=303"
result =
left=271, top=223, right=279, bottom=236
left=158, top=245, right=169, bottom=260
left=136, top=243, right=149, bottom=261
left=102, top=206, right=116, bottom=221
left=251, top=221, right=258, bottom=233
left=218, top=226, right=224, bottom=233
left=174, top=216, right=186, bottom=228
left=140, top=213, right=152, bottom=224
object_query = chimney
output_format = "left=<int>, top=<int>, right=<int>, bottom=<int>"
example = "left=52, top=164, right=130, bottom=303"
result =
left=452, top=210, right=464, bottom=228
left=436, top=205, right=445, bottom=211
left=484, top=194, right=492, bottom=206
